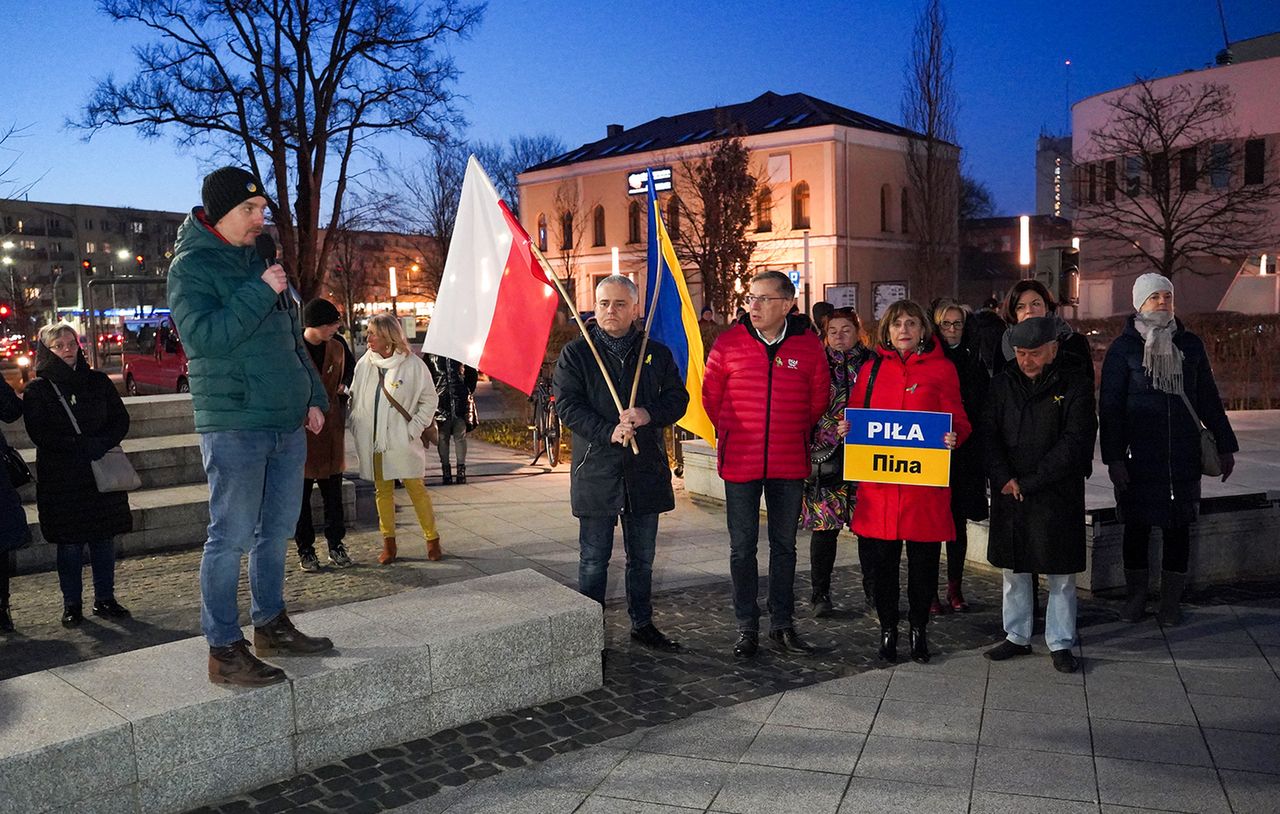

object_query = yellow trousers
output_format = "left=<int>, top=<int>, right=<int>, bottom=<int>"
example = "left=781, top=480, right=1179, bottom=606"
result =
left=372, top=454, right=438, bottom=541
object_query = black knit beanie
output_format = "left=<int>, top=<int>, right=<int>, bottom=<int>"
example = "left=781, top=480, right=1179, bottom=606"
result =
left=201, top=167, right=270, bottom=225
left=304, top=298, right=342, bottom=328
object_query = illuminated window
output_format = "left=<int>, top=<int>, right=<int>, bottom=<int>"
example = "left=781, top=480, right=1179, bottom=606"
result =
left=592, top=205, right=605, bottom=247
left=755, top=189, right=772, bottom=233
left=791, top=181, right=810, bottom=230
left=537, top=214, right=547, bottom=252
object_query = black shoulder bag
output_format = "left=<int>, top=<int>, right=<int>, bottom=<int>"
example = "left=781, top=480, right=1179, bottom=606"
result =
left=809, top=354, right=882, bottom=489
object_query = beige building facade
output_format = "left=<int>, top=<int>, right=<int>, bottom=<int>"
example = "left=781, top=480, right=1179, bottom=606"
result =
left=517, top=92, right=957, bottom=320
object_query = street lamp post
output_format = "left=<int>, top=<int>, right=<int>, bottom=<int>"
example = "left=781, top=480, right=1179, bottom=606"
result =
left=1018, top=215, right=1032, bottom=279
left=389, top=266, right=398, bottom=316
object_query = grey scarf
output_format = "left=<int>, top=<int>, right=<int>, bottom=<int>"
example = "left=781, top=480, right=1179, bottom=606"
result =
left=1133, top=311, right=1183, bottom=394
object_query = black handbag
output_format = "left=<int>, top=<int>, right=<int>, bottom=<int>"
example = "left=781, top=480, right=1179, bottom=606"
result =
left=2, top=444, right=31, bottom=488
left=809, top=354, right=881, bottom=489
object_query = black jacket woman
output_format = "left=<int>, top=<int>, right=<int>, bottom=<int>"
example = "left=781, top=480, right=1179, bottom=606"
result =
left=0, top=374, right=28, bottom=633
left=1099, top=273, right=1237, bottom=626
left=424, top=354, right=478, bottom=484
left=800, top=307, right=872, bottom=617
left=994, top=280, right=1094, bottom=383
left=929, top=299, right=990, bottom=614
left=23, top=324, right=133, bottom=626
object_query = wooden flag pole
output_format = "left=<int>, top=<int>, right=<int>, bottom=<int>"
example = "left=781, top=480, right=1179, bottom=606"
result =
left=528, top=242, right=639, bottom=455
left=628, top=205, right=665, bottom=410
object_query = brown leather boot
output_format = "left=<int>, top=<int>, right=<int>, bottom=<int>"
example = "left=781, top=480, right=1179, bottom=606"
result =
left=426, top=536, right=443, bottom=561
left=378, top=536, right=397, bottom=565
left=209, top=639, right=287, bottom=686
left=253, top=611, right=334, bottom=657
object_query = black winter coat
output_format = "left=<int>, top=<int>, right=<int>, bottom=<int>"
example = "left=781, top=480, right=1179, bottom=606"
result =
left=554, top=328, right=689, bottom=518
left=424, top=355, right=478, bottom=429
left=984, top=358, right=1097, bottom=574
left=23, top=345, right=133, bottom=545
left=0, top=377, right=28, bottom=551
left=1098, top=316, right=1238, bottom=527
left=943, top=341, right=990, bottom=523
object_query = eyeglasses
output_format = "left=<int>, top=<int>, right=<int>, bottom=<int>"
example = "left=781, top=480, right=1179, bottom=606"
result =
left=939, top=320, right=964, bottom=329
left=743, top=295, right=787, bottom=305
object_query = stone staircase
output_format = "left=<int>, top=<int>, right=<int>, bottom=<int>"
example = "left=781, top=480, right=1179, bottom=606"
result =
left=4, top=394, right=356, bottom=573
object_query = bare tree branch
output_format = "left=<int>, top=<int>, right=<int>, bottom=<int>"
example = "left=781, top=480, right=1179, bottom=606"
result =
left=76, top=0, right=483, bottom=299
left=1075, top=78, right=1280, bottom=281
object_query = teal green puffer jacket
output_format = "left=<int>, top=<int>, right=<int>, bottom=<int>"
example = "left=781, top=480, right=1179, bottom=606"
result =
left=168, top=210, right=327, bottom=433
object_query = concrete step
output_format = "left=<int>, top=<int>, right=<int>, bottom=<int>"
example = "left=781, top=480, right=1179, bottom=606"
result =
left=0, top=569, right=603, bottom=814
left=16, top=433, right=207, bottom=504
left=13, top=479, right=360, bottom=574
left=4, top=393, right=195, bottom=450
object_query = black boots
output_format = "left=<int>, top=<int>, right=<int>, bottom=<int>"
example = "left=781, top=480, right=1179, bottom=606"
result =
left=909, top=626, right=930, bottom=664
left=879, top=627, right=898, bottom=662
left=456, top=464, right=467, bottom=484
left=1158, top=571, right=1187, bottom=626
left=1121, top=568, right=1149, bottom=622
left=441, top=463, right=453, bottom=485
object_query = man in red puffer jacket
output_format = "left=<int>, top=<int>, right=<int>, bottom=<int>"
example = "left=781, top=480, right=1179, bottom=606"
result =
left=704, top=271, right=828, bottom=658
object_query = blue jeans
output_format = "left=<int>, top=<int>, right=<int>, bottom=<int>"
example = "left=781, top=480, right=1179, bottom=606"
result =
left=56, top=540, right=116, bottom=606
left=1002, top=570, right=1078, bottom=652
left=578, top=513, right=658, bottom=629
left=725, top=479, right=804, bottom=633
left=199, top=429, right=307, bottom=647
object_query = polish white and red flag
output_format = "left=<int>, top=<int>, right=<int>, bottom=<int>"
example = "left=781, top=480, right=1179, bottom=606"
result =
left=423, top=156, right=559, bottom=395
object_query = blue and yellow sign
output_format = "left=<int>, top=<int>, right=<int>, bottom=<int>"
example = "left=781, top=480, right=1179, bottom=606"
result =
left=842, top=408, right=952, bottom=487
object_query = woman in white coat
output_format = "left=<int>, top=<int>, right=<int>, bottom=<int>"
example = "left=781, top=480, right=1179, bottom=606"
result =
left=350, top=313, right=442, bottom=564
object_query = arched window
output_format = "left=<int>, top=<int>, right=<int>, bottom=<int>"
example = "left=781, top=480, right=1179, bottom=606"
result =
left=592, top=205, right=605, bottom=247
left=628, top=201, right=642, bottom=244
left=900, top=188, right=910, bottom=234
left=755, top=189, right=772, bottom=232
left=561, top=211, right=574, bottom=250
left=880, top=185, right=891, bottom=232
left=666, top=197, right=681, bottom=239
left=537, top=214, right=548, bottom=252
left=791, top=181, right=810, bottom=230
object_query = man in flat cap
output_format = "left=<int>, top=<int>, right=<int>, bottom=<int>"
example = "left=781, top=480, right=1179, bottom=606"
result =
left=169, top=166, right=333, bottom=686
left=981, top=316, right=1097, bottom=673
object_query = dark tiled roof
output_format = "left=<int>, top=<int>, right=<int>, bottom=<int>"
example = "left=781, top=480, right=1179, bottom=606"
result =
left=524, top=91, right=924, bottom=173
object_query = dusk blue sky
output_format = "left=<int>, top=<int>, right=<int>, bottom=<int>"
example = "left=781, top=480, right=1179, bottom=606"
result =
left=1, top=0, right=1277, bottom=217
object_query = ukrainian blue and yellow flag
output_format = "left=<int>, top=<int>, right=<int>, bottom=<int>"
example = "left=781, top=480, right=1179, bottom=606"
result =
left=644, top=168, right=716, bottom=446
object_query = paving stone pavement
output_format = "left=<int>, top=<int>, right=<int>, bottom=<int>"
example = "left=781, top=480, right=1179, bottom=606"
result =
left=5, top=436, right=1279, bottom=813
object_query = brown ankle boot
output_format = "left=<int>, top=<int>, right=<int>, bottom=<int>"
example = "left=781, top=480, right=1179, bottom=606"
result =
left=209, top=639, right=287, bottom=686
left=426, top=536, right=443, bottom=561
left=253, top=611, right=334, bottom=657
left=379, top=537, right=397, bottom=565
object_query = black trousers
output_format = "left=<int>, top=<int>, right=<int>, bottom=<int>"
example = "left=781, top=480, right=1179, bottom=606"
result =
left=295, top=474, right=346, bottom=555
left=944, top=517, right=968, bottom=582
left=1122, top=524, right=1191, bottom=573
left=809, top=528, right=840, bottom=597
left=0, top=550, right=10, bottom=606
left=865, top=538, right=940, bottom=630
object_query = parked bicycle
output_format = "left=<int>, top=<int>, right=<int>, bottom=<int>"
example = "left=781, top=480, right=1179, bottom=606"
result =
left=529, top=366, right=561, bottom=467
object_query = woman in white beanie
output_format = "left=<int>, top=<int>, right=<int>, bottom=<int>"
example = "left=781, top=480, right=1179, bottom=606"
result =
left=1098, top=273, right=1237, bottom=625
left=349, top=313, right=443, bottom=565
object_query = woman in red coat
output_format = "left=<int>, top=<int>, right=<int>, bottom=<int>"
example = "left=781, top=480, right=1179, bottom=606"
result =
left=848, top=300, right=970, bottom=664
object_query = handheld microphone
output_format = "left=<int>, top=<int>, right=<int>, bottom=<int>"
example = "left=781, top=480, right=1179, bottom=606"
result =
left=255, top=234, right=290, bottom=311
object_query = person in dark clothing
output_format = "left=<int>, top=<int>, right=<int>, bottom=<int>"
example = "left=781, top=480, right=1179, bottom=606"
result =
left=0, top=375, right=28, bottom=634
left=994, top=280, right=1094, bottom=383
left=22, top=324, right=133, bottom=627
left=295, top=298, right=354, bottom=572
left=929, top=299, right=989, bottom=614
left=983, top=317, right=1096, bottom=673
left=972, top=297, right=1006, bottom=376
left=424, top=354, right=478, bottom=484
left=554, top=275, right=690, bottom=651
left=1100, top=274, right=1238, bottom=626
